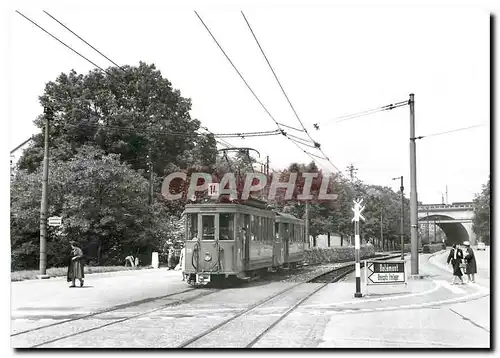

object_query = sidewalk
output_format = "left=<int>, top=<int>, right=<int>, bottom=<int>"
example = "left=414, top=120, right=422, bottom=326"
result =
left=428, top=250, right=490, bottom=288
left=11, top=267, right=187, bottom=318
left=304, top=256, right=438, bottom=309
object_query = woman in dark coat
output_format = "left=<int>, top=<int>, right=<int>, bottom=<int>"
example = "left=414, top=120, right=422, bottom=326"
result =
left=67, top=241, right=85, bottom=287
left=447, top=244, right=464, bottom=284
left=167, top=247, right=176, bottom=270
left=463, top=241, right=477, bottom=283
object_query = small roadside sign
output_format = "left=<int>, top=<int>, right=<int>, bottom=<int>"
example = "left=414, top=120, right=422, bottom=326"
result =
left=366, top=260, right=406, bottom=285
left=48, top=216, right=62, bottom=226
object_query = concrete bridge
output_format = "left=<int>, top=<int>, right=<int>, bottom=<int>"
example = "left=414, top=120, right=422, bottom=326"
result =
left=418, top=202, right=476, bottom=246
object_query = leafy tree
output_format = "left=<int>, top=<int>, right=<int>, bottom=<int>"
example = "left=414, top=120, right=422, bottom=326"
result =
left=18, top=63, right=217, bottom=177
left=11, top=145, right=174, bottom=269
left=472, top=176, right=490, bottom=244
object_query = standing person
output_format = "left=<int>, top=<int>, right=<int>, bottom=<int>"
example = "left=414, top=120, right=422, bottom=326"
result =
left=167, top=246, right=175, bottom=270
left=177, top=244, right=186, bottom=281
left=463, top=241, right=477, bottom=283
left=67, top=241, right=85, bottom=288
left=446, top=244, right=464, bottom=285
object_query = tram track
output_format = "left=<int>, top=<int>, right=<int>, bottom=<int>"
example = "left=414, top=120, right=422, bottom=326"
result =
left=13, top=254, right=402, bottom=348
left=177, top=254, right=402, bottom=348
left=13, top=287, right=218, bottom=348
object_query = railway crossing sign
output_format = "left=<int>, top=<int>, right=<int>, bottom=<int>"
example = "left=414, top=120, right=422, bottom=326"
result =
left=351, top=199, right=365, bottom=222
left=365, top=260, right=406, bottom=285
left=47, top=216, right=62, bottom=226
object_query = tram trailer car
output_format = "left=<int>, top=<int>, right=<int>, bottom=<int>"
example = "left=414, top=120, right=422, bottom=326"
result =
left=183, top=200, right=306, bottom=285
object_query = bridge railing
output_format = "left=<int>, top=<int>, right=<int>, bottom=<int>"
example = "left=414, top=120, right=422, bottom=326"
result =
left=418, top=203, right=473, bottom=211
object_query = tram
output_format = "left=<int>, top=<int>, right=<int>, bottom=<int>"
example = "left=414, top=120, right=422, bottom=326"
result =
left=182, top=198, right=306, bottom=285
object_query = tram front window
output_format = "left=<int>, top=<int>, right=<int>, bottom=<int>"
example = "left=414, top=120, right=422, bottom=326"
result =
left=202, top=215, right=215, bottom=240
left=219, top=213, right=234, bottom=240
left=187, top=213, right=198, bottom=240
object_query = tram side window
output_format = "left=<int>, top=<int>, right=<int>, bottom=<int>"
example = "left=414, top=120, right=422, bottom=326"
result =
left=202, top=215, right=215, bottom=240
left=187, top=213, right=198, bottom=240
left=242, top=214, right=250, bottom=238
left=266, top=218, right=271, bottom=244
left=219, top=213, right=234, bottom=240
left=263, top=218, right=268, bottom=244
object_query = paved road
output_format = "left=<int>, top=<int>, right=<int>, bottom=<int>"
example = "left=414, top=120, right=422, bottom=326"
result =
left=11, top=250, right=490, bottom=348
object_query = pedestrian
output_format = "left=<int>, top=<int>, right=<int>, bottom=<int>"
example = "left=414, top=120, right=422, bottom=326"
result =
left=446, top=244, right=464, bottom=285
left=463, top=241, right=477, bottom=283
left=67, top=240, right=85, bottom=288
left=125, top=255, right=135, bottom=267
left=178, top=244, right=186, bottom=281
left=167, top=247, right=175, bottom=270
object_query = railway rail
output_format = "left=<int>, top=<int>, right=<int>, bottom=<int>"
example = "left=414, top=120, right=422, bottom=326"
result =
left=12, top=287, right=218, bottom=348
left=13, top=254, right=403, bottom=348
left=177, top=254, right=402, bottom=348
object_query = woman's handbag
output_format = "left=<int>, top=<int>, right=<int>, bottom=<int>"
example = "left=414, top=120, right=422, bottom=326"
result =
left=459, top=263, right=467, bottom=269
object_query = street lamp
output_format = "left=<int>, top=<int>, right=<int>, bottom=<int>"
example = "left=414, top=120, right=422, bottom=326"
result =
left=392, top=176, right=405, bottom=260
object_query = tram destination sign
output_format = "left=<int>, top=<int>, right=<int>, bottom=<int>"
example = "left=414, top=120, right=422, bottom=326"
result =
left=366, top=260, right=406, bottom=285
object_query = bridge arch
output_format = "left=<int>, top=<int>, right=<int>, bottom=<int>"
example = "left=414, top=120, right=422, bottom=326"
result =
left=418, top=214, right=471, bottom=246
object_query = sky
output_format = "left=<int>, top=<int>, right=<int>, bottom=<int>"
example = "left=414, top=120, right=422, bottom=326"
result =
left=6, top=0, right=491, bottom=205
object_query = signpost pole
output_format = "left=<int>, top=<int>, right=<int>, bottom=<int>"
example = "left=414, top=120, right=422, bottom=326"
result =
left=354, top=218, right=362, bottom=297
left=409, top=93, right=419, bottom=275
left=352, top=198, right=365, bottom=298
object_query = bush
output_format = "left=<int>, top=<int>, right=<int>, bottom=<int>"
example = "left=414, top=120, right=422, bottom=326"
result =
left=303, top=245, right=376, bottom=265
left=423, top=243, right=445, bottom=254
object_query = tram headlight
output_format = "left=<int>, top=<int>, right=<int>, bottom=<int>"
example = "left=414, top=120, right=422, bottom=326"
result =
left=204, top=252, right=212, bottom=262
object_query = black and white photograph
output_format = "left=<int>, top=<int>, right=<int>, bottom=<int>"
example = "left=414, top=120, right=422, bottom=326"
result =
left=5, top=0, right=493, bottom=351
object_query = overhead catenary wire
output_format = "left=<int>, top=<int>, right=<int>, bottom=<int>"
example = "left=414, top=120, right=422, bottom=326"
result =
left=17, top=11, right=247, bottom=162
left=15, top=11, right=110, bottom=75
left=415, top=124, right=486, bottom=140
left=276, top=122, right=304, bottom=132
left=195, top=11, right=329, bottom=171
left=315, top=100, right=409, bottom=128
left=43, top=10, right=127, bottom=72
left=241, top=11, right=341, bottom=173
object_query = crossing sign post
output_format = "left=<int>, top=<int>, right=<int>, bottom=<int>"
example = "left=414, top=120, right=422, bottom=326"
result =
left=352, top=199, right=365, bottom=298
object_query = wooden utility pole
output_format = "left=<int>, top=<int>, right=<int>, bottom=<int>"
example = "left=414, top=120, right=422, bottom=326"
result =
left=148, top=148, right=153, bottom=205
left=305, top=201, right=310, bottom=247
left=39, top=105, right=51, bottom=278
left=380, top=210, right=383, bottom=251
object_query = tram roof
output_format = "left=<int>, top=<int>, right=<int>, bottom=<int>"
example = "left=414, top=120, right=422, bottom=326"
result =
left=274, top=211, right=304, bottom=224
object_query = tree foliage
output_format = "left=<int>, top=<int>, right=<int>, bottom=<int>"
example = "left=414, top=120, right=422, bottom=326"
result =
left=18, top=62, right=217, bottom=176
left=472, top=176, right=490, bottom=244
left=11, top=146, right=175, bottom=269
left=12, top=63, right=217, bottom=270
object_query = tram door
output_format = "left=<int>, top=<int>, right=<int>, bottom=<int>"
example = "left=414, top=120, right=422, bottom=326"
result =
left=242, top=214, right=250, bottom=271
left=198, top=214, right=218, bottom=272
left=273, top=222, right=283, bottom=267
left=283, top=223, right=290, bottom=264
